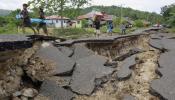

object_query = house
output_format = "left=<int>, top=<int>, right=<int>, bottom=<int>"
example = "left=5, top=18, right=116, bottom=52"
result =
left=71, top=20, right=82, bottom=28
left=45, top=15, right=70, bottom=28
left=123, top=17, right=134, bottom=28
left=77, top=10, right=103, bottom=20
left=77, top=10, right=115, bottom=27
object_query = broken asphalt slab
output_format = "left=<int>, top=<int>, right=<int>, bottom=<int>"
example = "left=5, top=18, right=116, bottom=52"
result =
left=157, top=51, right=175, bottom=77
left=70, top=55, right=114, bottom=95
left=0, top=34, right=29, bottom=42
left=71, top=44, right=95, bottom=61
left=158, top=51, right=175, bottom=68
left=40, top=80, right=74, bottom=100
left=161, top=38, right=175, bottom=51
left=0, top=34, right=33, bottom=51
left=151, top=77, right=175, bottom=100
left=150, top=33, right=174, bottom=39
left=27, top=35, right=66, bottom=41
left=149, top=39, right=164, bottom=50
left=149, top=33, right=175, bottom=51
left=150, top=34, right=163, bottom=39
left=57, top=46, right=74, bottom=57
left=117, top=55, right=136, bottom=81
left=35, top=42, right=75, bottom=76
left=151, top=51, right=175, bottom=100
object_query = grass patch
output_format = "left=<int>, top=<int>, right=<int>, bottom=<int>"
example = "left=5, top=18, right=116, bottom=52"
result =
left=0, top=26, right=18, bottom=34
left=167, top=27, right=175, bottom=33
left=53, top=28, right=94, bottom=39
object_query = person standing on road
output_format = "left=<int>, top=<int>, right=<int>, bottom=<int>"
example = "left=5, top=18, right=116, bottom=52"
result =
left=37, top=7, right=48, bottom=35
left=121, top=23, right=126, bottom=34
left=20, top=3, right=36, bottom=34
left=94, top=16, right=101, bottom=37
left=107, top=20, right=113, bottom=36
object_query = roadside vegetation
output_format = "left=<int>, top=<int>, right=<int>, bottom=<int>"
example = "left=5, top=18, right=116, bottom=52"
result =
left=161, top=4, right=175, bottom=33
left=0, top=3, right=165, bottom=38
left=53, top=28, right=94, bottom=39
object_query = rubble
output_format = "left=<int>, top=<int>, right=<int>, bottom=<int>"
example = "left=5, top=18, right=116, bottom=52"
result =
left=21, top=88, right=38, bottom=98
left=46, top=76, right=71, bottom=87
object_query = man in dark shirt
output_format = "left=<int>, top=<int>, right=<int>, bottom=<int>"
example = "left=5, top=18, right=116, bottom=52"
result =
left=20, top=3, right=36, bottom=34
left=36, top=7, right=48, bottom=35
left=94, top=16, right=101, bottom=37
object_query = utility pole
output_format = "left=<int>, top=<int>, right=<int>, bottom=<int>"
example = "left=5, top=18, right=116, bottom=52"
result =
left=120, top=4, right=125, bottom=24
left=120, top=5, right=122, bottom=24
left=60, top=0, right=64, bottom=29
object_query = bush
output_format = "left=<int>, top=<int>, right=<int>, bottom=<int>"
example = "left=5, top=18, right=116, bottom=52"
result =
left=81, top=19, right=88, bottom=28
left=100, top=26, right=107, bottom=33
left=134, top=20, right=144, bottom=27
left=167, top=27, right=175, bottom=33
left=113, top=18, right=121, bottom=26
left=113, top=18, right=128, bottom=27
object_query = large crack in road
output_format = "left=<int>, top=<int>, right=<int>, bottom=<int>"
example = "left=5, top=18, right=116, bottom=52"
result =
left=75, top=30, right=161, bottom=100
left=1, top=28, right=174, bottom=100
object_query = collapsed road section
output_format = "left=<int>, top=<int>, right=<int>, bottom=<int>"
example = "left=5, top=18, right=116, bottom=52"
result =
left=0, top=27, right=174, bottom=100
left=149, top=32, right=175, bottom=100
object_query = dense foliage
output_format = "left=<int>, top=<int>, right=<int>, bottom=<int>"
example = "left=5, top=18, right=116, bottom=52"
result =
left=134, top=20, right=144, bottom=27
left=0, top=9, right=22, bottom=34
left=161, top=4, right=175, bottom=27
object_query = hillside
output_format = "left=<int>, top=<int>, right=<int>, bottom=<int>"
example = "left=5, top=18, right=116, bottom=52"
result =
left=0, top=9, right=11, bottom=16
left=81, top=6, right=163, bottom=23
left=63, top=6, right=163, bottom=23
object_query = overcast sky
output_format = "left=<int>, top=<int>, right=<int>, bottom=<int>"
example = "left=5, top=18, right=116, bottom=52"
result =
left=0, top=0, right=174, bottom=13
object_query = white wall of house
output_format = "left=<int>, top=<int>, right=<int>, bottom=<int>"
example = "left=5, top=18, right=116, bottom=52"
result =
left=46, top=19, right=69, bottom=28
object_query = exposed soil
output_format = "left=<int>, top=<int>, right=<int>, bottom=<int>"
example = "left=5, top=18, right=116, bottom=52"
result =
left=75, top=35, right=161, bottom=100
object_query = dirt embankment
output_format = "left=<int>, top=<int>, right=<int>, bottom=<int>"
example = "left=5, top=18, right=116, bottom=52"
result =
left=75, top=34, right=161, bottom=100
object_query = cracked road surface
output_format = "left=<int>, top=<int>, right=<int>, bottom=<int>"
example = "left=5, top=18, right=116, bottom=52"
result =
left=0, top=28, right=175, bottom=100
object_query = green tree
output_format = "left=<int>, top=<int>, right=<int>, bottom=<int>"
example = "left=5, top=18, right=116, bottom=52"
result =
left=28, top=0, right=90, bottom=28
left=113, top=17, right=120, bottom=27
left=134, top=20, right=144, bottom=27
left=161, top=4, right=175, bottom=27
left=0, top=16, right=6, bottom=27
